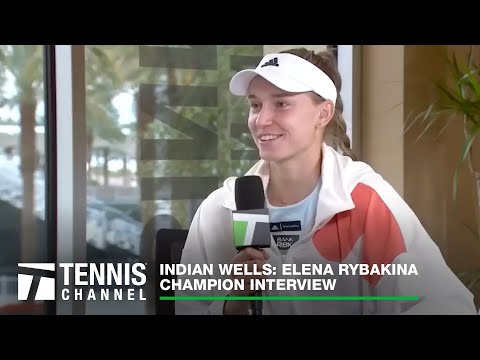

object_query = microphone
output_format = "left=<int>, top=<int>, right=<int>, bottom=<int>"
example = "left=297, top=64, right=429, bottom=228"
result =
left=233, top=175, right=271, bottom=315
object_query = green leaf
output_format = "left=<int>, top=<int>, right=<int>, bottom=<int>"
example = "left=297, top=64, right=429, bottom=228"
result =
left=460, top=70, right=480, bottom=100
left=448, top=52, right=464, bottom=96
left=453, top=127, right=479, bottom=204
left=404, top=103, right=436, bottom=136
left=467, top=45, right=474, bottom=69
left=415, top=109, right=441, bottom=142
left=437, top=82, right=462, bottom=107
left=435, top=113, right=457, bottom=139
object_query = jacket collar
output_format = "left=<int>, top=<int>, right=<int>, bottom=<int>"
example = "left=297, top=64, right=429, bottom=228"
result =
left=222, top=143, right=356, bottom=226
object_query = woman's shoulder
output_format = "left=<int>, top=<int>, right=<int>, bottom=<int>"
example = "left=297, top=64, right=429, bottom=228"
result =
left=196, top=176, right=237, bottom=215
left=199, top=162, right=267, bottom=213
left=327, top=145, right=384, bottom=186
left=327, top=145, right=405, bottom=205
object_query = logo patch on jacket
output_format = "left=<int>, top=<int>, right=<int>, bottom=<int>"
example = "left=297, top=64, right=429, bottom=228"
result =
left=270, top=221, right=301, bottom=232
left=273, top=235, right=299, bottom=250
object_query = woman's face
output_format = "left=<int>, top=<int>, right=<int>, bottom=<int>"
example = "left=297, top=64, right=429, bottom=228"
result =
left=247, top=76, right=331, bottom=164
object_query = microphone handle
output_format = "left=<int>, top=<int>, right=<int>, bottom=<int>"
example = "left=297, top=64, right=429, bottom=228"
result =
left=234, top=246, right=264, bottom=315
left=246, top=245, right=264, bottom=315
left=250, top=290, right=263, bottom=315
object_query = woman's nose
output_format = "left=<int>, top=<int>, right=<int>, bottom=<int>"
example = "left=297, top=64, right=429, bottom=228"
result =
left=255, top=107, right=273, bottom=127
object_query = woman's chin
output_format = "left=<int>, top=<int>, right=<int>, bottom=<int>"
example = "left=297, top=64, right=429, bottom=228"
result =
left=259, top=150, right=285, bottom=162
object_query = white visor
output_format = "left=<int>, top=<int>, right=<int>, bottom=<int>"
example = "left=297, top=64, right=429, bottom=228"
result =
left=229, top=52, right=337, bottom=105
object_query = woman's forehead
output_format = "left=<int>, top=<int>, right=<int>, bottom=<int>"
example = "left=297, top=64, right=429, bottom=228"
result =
left=247, top=77, right=301, bottom=98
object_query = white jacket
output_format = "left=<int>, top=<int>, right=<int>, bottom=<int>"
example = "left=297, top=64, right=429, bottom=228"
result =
left=175, top=143, right=477, bottom=315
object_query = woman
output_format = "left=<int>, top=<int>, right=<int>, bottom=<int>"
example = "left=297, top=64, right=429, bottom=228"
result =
left=174, top=48, right=477, bottom=315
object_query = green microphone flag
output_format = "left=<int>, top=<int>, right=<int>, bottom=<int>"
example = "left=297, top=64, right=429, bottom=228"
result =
left=233, top=208, right=271, bottom=248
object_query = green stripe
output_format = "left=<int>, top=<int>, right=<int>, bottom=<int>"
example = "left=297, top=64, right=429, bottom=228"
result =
left=233, top=220, right=248, bottom=247
left=161, top=296, right=419, bottom=301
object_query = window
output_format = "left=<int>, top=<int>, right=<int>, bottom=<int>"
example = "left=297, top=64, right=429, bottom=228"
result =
left=69, top=45, right=340, bottom=314
left=0, top=45, right=48, bottom=315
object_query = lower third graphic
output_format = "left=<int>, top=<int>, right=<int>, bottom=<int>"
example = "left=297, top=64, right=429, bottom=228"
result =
left=18, top=263, right=55, bottom=301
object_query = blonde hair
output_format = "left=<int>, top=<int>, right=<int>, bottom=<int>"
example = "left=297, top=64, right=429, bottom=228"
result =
left=280, top=48, right=357, bottom=160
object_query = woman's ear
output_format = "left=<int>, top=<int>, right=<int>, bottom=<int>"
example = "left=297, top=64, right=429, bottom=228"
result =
left=317, top=100, right=335, bottom=128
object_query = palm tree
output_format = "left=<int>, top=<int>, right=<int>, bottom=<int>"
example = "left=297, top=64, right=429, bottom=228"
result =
left=85, top=46, right=129, bottom=185
left=86, top=46, right=159, bottom=185
left=0, top=45, right=43, bottom=263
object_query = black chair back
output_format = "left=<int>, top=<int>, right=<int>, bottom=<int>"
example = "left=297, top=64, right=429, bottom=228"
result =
left=155, top=228, right=188, bottom=315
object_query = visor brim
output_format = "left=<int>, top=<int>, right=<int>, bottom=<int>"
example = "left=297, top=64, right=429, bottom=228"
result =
left=229, top=68, right=312, bottom=96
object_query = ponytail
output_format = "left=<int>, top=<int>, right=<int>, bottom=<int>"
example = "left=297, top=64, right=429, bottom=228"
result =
left=326, top=96, right=357, bottom=161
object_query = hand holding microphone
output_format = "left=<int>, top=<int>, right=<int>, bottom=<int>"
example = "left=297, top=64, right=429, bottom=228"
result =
left=224, top=175, right=271, bottom=315
left=223, top=247, right=269, bottom=315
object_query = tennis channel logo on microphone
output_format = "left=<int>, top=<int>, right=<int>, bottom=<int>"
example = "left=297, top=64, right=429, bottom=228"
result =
left=17, top=262, right=147, bottom=301
left=232, top=209, right=271, bottom=248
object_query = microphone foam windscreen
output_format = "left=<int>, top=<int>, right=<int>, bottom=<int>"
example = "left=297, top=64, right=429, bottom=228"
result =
left=235, top=175, right=265, bottom=210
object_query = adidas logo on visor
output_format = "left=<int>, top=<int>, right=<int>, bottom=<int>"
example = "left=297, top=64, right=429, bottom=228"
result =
left=261, top=57, right=279, bottom=68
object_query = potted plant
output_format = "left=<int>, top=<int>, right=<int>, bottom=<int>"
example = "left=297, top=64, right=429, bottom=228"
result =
left=405, top=46, right=480, bottom=293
